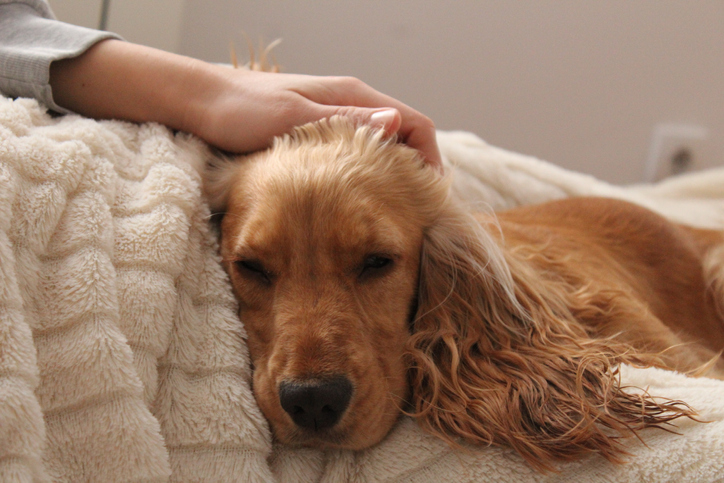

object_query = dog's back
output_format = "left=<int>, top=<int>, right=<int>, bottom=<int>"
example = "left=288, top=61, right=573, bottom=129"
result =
left=492, top=196, right=724, bottom=376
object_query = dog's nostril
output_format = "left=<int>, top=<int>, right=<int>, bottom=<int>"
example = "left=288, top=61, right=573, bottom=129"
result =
left=278, top=376, right=353, bottom=431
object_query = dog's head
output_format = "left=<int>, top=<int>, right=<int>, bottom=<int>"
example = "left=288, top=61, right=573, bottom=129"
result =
left=205, top=117, right=691, bottom=470
left=206, top=117, right=450, bottom=449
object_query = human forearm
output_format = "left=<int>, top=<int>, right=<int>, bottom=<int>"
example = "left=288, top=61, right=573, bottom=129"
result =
left=49, top=39, right=209, bottom=133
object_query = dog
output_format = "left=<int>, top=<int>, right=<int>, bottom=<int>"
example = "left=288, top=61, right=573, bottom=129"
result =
left=203, top=116, right=724, bottom=471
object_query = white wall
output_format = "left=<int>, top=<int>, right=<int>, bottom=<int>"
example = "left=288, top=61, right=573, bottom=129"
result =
left=49, top=1, right=724, bottom=185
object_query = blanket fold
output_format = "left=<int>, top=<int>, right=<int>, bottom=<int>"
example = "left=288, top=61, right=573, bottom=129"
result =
left=1, top=97, right=722, bottom=482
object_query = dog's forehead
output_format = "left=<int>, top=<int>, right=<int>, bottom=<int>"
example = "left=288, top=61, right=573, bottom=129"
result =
left=239, top=180, right=410, bottom=257
left=223, top=125, right=438, bottom=262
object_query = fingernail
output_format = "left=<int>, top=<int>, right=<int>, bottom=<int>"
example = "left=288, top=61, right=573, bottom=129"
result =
left=370, top=109, right=398, bottom=130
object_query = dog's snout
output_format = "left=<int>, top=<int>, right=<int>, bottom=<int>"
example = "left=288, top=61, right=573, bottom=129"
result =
left=278, top=377, right=353, bottom=431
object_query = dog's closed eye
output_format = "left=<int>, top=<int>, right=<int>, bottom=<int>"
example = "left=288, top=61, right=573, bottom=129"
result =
left=235, top=259, right=274, bottom=285
left=359, top=255, right=394, bottom=279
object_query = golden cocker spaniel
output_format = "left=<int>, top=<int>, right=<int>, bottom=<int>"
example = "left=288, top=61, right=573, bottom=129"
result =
left=204, top=117, right=724, bottom=471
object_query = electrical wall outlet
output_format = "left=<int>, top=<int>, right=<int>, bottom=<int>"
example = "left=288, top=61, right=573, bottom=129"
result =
left=644, top=123, right=708, bottom=182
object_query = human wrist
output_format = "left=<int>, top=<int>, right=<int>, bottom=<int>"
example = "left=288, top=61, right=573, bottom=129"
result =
left=170, top=60, right=237, bottom=143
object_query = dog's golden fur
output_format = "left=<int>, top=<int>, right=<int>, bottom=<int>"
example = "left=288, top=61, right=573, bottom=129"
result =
left=205, top=117, right=724, bottom=471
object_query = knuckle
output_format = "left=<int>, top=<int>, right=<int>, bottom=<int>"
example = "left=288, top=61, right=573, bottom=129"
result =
left=335, top=75, right=366, bottom=90
left=416, top=114, right=436, bottom=132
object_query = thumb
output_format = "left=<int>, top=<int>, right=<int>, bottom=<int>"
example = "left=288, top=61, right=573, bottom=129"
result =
left=323, top=106, right=402, bottom=137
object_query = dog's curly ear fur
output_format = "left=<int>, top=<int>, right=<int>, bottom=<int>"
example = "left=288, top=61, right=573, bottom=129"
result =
left=405, top=201, right=693, bottom=471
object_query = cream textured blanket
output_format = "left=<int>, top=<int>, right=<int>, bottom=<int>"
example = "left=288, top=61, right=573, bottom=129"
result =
left=1, top=97, right=723, bottom=482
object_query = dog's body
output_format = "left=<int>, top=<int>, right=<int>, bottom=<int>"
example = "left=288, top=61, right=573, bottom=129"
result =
left=205, top=117, right=724, bottom=470
left=495, top=198, right=724, bottom=370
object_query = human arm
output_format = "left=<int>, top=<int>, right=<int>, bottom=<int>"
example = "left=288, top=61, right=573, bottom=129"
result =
left=0, top=0, right=441, bottom=166
left=49, top=39, right=441, bottom=167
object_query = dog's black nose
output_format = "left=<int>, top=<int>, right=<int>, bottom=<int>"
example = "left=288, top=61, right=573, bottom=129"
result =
left=278, top=377, right=353, bottom=431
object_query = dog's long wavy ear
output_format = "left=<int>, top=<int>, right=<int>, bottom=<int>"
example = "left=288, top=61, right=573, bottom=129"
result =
left=406, top=202, right=693, bottom=471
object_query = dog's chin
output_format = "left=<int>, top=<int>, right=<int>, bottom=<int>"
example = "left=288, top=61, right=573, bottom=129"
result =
left=272, top=425, right=386, bottom=451
left=276, top=428, right=351, bottom=449
left=268, top=404, right=400, bottom=451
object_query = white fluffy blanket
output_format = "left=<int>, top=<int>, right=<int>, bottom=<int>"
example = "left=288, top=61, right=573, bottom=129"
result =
left=1, top=97, right=723, bottom=482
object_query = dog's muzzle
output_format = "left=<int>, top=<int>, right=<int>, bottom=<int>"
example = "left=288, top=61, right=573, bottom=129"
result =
left=278, top=376, right=354, bottom=431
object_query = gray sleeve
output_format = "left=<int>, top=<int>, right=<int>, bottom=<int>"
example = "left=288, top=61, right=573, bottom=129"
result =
left=0, top=0, right=122, bottom=113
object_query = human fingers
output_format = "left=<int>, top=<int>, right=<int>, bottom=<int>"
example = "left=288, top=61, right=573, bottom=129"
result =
left=308, top=104, right=442, bottom=173
left=292, top=76, right=443, bottom=170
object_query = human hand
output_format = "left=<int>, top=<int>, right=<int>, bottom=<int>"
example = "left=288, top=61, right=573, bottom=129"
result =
left=185, top=68, right=442, bottom=169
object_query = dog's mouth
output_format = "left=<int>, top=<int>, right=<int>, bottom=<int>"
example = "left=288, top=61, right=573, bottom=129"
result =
left=278, top=425, right=352, bottom=449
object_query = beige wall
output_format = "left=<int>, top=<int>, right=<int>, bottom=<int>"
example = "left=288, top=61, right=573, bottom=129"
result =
left=48, top=0, right=186, bottom=52
left=49, top=1, right=724, bottom=184
left=48, top=0, right=103, bottom=29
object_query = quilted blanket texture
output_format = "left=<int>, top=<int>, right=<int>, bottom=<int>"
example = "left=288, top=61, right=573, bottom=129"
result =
left=0, top=97, right=272, bottom=482
left=0, top=96, right=723, bottom=482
